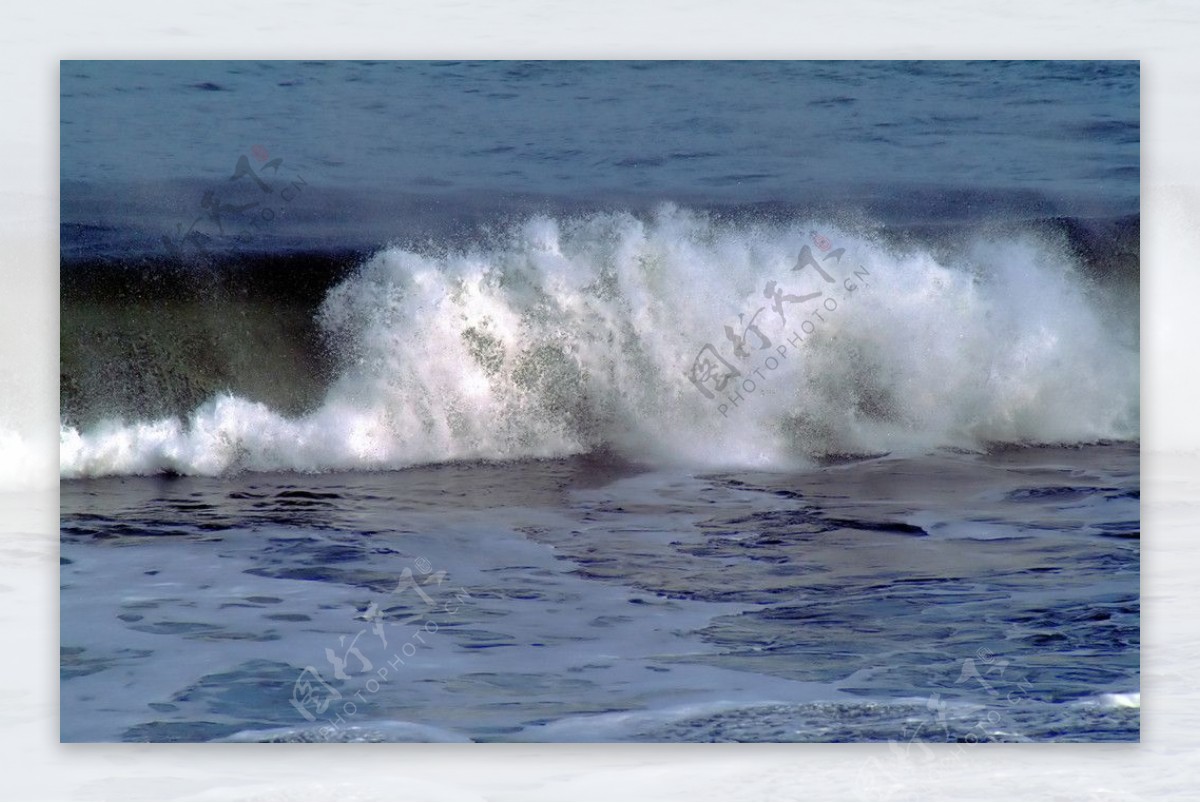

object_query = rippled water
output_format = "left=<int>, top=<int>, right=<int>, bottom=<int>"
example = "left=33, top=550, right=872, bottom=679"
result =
left=61, top=61, right=1139, bottom=209
left=60, top=443, right=1139, bottom=742
left=60, top=60, right=1139, bottom=262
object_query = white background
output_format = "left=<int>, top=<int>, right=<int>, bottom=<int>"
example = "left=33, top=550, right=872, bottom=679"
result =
left=1, top=1, right=1197, bottom=799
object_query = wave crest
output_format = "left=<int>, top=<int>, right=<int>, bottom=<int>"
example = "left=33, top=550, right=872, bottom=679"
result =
left=60, top=206, right=1139, bottom=478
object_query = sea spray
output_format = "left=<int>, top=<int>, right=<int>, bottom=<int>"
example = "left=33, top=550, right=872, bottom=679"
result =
left=60, top=206, right=1139, bottom=478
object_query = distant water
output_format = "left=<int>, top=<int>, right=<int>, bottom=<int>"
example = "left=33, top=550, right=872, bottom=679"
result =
left=61, top=60, right=1138, bottom=212
left=59, top=61, right=1138, bottom=743
left=60, top=60, right=1138, bottom=259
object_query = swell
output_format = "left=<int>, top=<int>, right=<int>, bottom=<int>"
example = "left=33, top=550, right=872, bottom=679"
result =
left=59, top=206, right=1140, bottom=477
left=61, top=250, right=364, bottom=426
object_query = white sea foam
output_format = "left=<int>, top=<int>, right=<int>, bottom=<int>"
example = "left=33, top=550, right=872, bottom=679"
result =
left=59, top=206, right=1139, bottom=478
left=217, top=721, right=473, bottom=743
left=1094, top=692, right=1141, bottom=708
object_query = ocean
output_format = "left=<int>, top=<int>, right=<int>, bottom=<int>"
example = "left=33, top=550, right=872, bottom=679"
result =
left=59, top=60, right=1140, bottom=743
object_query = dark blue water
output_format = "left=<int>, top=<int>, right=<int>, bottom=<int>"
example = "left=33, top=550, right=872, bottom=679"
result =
left=60, top=446, right=1139, bottom=743
left=60, top=60, right=1138, bottom=258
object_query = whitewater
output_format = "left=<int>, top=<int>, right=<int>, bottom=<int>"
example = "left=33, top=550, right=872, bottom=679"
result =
left=59, top=206, right=1139, bottom=478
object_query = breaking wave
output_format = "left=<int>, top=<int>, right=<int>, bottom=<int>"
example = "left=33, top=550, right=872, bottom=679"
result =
left=60, top=205, right=1139, bottom=478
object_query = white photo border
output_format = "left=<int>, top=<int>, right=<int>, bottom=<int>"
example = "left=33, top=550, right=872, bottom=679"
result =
left=4, top=1, right=1196, bottom=799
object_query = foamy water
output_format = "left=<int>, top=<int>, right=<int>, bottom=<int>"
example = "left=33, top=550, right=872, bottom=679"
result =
left=59, top=207, right=1138, bottom=478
